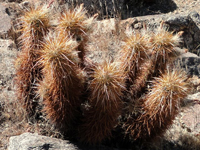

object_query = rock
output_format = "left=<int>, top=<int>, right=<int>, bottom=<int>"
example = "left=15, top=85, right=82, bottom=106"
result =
left=8, top=132, right=79, bottom=150
left=0, top=3, right=11, bottom=39
left=176, top=52, right=200, bottom=77
left=2, top=2, right=22, bottom=41
left=181, top=93, right=200, bottom=134
left=121, top=12, right=200, bottom=54
left=0, top=39, right=17, bottom=87
left=0, top=39, right=17, bottom=104
left=8, top=132, right=119, bottom=150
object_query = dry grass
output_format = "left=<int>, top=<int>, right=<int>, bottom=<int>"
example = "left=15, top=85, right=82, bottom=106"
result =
left=0, top=94, right=63, bottom=149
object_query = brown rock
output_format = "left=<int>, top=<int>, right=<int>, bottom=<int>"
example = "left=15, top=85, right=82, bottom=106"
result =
left=181, top=93, right=200, bottom=134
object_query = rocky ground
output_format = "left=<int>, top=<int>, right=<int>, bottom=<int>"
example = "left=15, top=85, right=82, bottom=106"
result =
left=1, top=0, right=200, bottom=150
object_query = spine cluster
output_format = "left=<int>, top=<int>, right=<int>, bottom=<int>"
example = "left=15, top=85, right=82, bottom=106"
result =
left=15, top=2, right=190, bottom=145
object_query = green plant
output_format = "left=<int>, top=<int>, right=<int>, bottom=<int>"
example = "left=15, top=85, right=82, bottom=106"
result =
left=15, top=2, right=190, bottom=145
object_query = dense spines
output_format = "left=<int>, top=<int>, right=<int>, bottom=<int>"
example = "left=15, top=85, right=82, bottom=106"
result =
left=118, top=28, right=153, bottom=102
left=14, top=3, right=192, bottom=145
left=38, top=32, right=83, bottom=130
left=19, top=3, right=51, bottom=48
left=125, top=68, right=189, bottom=140
left=80, top=61, right=126, bottom=144
left=15, top=3, right=51, bottom=116
left=119, top=29, right=150, bottom=73
left=56, top=4, right=97, bottom=66
left=57, top=4, right=88, bottom=35
left=150, top=22, right=183, bottom=72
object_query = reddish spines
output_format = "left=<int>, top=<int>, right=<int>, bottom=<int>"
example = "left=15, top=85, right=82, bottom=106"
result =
left=80, top=61, right=126, bottom=144
left=38, top=32, right=83, bottom=130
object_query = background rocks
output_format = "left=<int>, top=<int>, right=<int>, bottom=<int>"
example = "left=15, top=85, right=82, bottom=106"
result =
left=122, top=12, right=200, bottom=54
left=0, top=39, right=17, bottom=108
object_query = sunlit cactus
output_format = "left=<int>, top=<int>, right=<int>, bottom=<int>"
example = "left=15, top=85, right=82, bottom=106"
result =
left=38, top=31, right=83, bottom=130
left=56, top=4, right=97, bottom=66
left=150, top=21, right=183, bottom=72
left=119, top=28, right=150, bottom=73
left=80, top=61, right=126, bottom=144
left=125, top=68, right=189, bottom=140
left=118, top=27, right=153, bottom=101
left=14, top=3, right=191, bottom=146
left=15, top=3, right=51, bottom=116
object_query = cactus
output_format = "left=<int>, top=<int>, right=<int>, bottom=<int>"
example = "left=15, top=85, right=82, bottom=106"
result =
left=125, top=68, right=189, bottom=140
left=14, top=3, right=190, bottom=146
left=56, top=4, right=97, bottom=67
left=150, top=21, right=183, bottom=73
left=15, top=3, right=51, bottom=117
left=79, top=61, right=126, bottom=144
left=38, top=31, right=83, bottom=131
left=118, top=27, right=152, bottom=100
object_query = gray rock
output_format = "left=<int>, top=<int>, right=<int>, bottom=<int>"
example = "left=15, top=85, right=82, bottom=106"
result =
left=176, top=52, right=200, bottom=77
left=0, top=3, right=11, bottom=39
left=8, top=132, right=119, bottom=150
left=0, top=39, right=17, bottom=87
left=121, top=12, right=200, bottom=54
left=8, top=132, right=79, bottom=150
left=0, top=39, right=17, bottom=104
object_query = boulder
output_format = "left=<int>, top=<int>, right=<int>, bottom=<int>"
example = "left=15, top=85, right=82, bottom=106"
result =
left=181, top=93, right=200, bottom=134
left=8, top=132, right=119, bottom=150
left=0, top=3, right=11, bottom=39
left=8, top=132, right=79, bottom=150
left=176, top=52, right=200, bottom=77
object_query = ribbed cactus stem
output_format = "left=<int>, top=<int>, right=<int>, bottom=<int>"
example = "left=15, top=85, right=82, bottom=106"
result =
left=38, top=32, right=83, bottom=130
left=56, top=4, right=97, bottom=67
left=150, top=21, right=183, bottom=73
left=80, top=61, right=126, bottom=144
left=15, top=3, right=51, bottom=116
left=125, top=68, right=189, bottom=140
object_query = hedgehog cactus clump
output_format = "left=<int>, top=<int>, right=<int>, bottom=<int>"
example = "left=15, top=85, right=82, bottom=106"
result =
left=14, top=2, right=190, bottom=146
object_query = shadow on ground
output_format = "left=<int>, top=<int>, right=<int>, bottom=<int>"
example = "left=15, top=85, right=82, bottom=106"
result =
left=122, top=0, right=177, bottom=19
left=67, top=133, right=200, bottom=150
left=63, top=0, right=177, bottom=19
